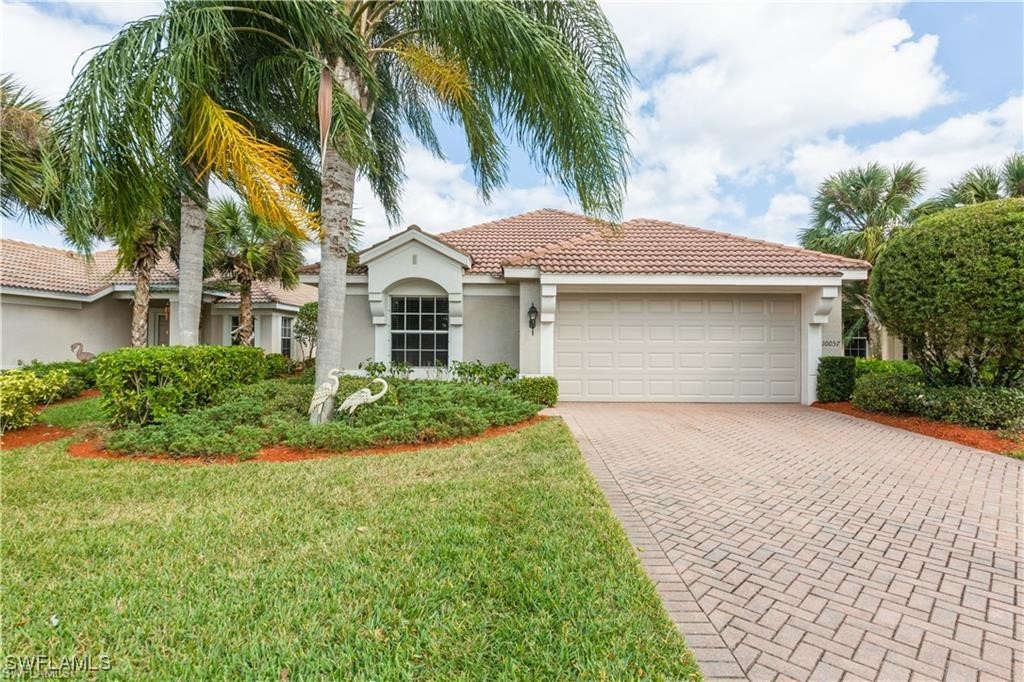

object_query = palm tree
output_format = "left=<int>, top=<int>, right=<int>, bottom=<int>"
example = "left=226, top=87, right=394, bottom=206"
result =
left=206, top=198, right=303, bottom=346
left=56, top=2, right=319, bottom=345
left=799, top=162, right=926, bottom=358
left=915, top=152, right=1024, bottom=215
left=218, top=1, right=631, bottom=420
left=0, top=74, right=61, bottom=221
left=118, top=215, right=178, bottom=348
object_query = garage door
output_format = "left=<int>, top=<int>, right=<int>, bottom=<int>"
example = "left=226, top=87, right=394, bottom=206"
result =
left=555, top=293, right=801, bottom=402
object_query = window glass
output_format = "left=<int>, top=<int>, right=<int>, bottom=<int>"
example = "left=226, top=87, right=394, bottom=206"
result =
left=390, top=296, right=449, bottom=367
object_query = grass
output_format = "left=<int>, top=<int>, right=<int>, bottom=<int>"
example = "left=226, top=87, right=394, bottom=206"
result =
left=36, top=397, right=105, bottom=429
left=2, top=420, right=699, bottom=679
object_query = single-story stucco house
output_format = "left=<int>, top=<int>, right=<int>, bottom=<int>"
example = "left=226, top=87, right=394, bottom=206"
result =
left=296, top=209, right=868, bottom=404
left=0, top=239, right=317, bottom=367
left=2, top=209, right=870, bottom=403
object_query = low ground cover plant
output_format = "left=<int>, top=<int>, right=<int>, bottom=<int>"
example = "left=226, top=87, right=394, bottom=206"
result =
left=105, top=376, right=541, bottom=458
left=851, top=373, right=1024, bottom=431
left=0, top=369, right=70, bottom=432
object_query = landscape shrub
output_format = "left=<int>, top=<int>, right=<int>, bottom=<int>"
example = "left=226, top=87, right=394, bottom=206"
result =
left=104, top=377, right=539, bottom=458
left=872, top=199, right=1024, bottom=387
left=851, top=373, right=1024, bottom=431
left=508, top=376, right=559, bottom=407
left=1, top=371, right=45, bottom=432
left=264, top=353, right=292, bottom=378
left=450, top=360, right=518, bottom=385
left=18, top=360, right=96, bottom=399
left=854, top=359, right=922, bottom=379
left=96, top=346, right=267, bottom=426
left=816, top=357, right=856, bottom=402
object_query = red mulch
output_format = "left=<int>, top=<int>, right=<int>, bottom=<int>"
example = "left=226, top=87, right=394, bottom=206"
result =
left=1, top=423, right=75, bottom=449
left=814, top=402, right=1021, bottom=454
left=68, top=415, right=550, bottom=466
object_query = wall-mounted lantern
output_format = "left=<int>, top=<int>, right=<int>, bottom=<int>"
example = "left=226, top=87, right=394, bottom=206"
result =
left=527, top=302, right=538, bottom=335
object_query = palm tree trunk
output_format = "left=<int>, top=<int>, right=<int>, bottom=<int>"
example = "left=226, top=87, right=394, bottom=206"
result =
left=238, top=279, right=254, bottom=346
left=130, top=250, right=155, bottom=347
left=313, top=59, right=365, bottom=423
left=178, top=183, right=208, bottom=346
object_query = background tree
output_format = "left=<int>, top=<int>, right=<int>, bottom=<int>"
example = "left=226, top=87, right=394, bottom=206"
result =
left=799, top=162, right=926, bottom=357
left=207, top=199, right=303, bottom=346
left=57, top=2, right=319, bottom=347
left=1, top=74, right=61, bottom=222
left=914, top=152, right=1024, bottom=216
left=221, top=1, right=632, bottom=420
left=117, top=212, right=178, bottom=348
left=293, top=302, right=318, bottom=364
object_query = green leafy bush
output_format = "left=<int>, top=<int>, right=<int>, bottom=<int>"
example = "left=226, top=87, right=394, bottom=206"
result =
left=0, top=370, right=72, bottom=431
left=872, top=199, right=1024, bottom=387
left=96, top=346, right=268, bottom=426
left=855, top=359, right=922, bottom=379
left=450, top=360, right=518, bottom=385
left=816, top=357, right=856, bottom=402
left=509, top=376, right=559, bottom=407
left=105, top=377, right=539, bottom=458
left=264, top=353, right=292, bottom=378
left=851, top=373, right=1024, bottom=431
left=18, top=360, right=95, bottom=399
left=359, top=359, right=413, bottom=380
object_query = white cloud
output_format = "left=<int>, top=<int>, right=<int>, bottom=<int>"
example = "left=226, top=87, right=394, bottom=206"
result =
left=746, top=192, right=812, bottom=245
left=789, top=95, right=1024, bottom=194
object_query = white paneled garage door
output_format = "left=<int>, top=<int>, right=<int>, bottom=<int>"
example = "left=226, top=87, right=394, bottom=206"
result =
left=555, top=293, right=801, bottom=402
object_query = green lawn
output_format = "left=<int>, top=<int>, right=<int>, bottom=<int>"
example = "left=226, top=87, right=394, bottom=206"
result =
left=2, top=419, right=699, bottom=679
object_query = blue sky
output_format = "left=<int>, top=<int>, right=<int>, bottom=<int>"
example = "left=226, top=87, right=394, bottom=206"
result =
left=2, top=1, right=1022, bottom=253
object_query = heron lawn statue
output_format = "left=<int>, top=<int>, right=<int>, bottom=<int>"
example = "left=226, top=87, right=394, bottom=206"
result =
left=338, top=378, right=389, bottom=417
left=308, top=368, right=343, bottom=424
left=70, top=342, right=95, bottom=362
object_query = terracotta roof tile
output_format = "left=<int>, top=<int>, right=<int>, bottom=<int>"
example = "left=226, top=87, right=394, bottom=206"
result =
left=217, top=281, right=318, bottom=307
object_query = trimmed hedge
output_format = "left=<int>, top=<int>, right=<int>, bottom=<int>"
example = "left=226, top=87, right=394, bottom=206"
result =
left=96, top=346, right=268, bottom=426
left=18, top=360, right=96, bottom=399
left=509, top=376, right=559, bottom=407
left=0, top=369, right=69, bottom=432
left=450, top=360, right=518, bottom=385
left=851, top=373, right=1024, bottom=431
left=854, top=359, right=922, bottom=379
left=817, top=356, right=856, bottom=402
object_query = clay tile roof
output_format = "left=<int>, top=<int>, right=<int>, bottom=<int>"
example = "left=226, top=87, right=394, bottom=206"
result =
left=502, top=217, right=870, bottom=276
left=217, top=281, right=319, bottom=307
left=436, top=208, right=610, bottom=275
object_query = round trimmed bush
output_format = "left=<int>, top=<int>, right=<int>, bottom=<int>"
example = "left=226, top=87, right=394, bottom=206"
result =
left=871, top=199, right=1024, bottom=387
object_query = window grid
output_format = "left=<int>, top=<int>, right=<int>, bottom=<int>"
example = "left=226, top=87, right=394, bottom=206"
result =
left=845, top=336, right=868, bottom=358
left=281, top=317, right=293, bottom=359
left=390, top=296, right=449, bottom=367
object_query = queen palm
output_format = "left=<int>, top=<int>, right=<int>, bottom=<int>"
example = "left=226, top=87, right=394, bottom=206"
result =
left=57, top=2, right=319, bottom=346
left=799, top=162, right=926, bottom=358
left=1, top=74, right=61, bottom=221
left=207, top=198, right=303, bottom=346
left=218, top=1, right=631, bottom=419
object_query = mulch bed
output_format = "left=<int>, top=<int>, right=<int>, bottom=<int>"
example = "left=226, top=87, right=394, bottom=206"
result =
left=67, top=415, right=550, bottom=466
left=1, top=423, right=75, bottom=449
left=814, top=401, right=1021, bottom=454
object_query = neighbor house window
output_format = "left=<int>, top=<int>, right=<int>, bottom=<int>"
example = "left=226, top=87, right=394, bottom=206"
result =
left=281, top=316, right=293, bottom=358
left=845, top=336, right=868, bottom=358
left=390, top=296, right=449, bottom=366
left=229, top=315, right=242, bottom=346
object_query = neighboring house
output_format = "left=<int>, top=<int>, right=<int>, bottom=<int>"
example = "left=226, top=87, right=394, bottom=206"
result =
left=298, top=209, right=867, bottom=404
left=0, top=239, right=316, bottom=367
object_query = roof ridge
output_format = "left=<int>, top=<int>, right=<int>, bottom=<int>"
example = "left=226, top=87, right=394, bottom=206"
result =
left=437, top=208, right=590, bottom=239
left=502, top=222, right=615, bottom=266
left=625, top=218, right=871, bottom=269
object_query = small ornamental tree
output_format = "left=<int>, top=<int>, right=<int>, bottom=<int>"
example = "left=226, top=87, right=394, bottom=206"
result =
left=293, top=302, right=318, bottom=363
left=871, top=199, right=1024, bottom=387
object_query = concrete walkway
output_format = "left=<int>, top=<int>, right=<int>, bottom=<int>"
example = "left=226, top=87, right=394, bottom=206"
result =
left=559, top=403, right=1023, bottom=682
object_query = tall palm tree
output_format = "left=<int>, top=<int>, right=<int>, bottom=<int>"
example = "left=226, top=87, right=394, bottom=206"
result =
left=117, top=214, right=178, bottom=348
left=206, top=198, right=303, bottom=346
left=915, top=152, right=1024, bottom=215
left=218, top=1, right=631, bottom=419
left=0, top=74, right=61, bottom=221
left=799, top=162, right=927, bottom=358
left=56, top=2, right=319, bottom=345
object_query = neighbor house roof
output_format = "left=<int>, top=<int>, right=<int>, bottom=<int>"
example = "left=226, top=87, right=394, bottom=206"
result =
left=270, top=208, right=871, bottom=279
left=0, top=239, right=312, bottom=305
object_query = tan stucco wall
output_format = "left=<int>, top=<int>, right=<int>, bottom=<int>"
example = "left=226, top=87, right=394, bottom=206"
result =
left=821, top=298, right=844, bottom=357
left=1, top=294, right=131, bottom=368
left=340, top=293, right=374, bottom=370
left=463, top=294, right=519, bottom=368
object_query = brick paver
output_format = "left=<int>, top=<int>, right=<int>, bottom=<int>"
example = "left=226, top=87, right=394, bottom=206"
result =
left=559, top=403, right=1024, bottom=682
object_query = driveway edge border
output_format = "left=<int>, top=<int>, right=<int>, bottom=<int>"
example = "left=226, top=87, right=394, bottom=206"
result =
left=560, top=413, right=749, bottom=681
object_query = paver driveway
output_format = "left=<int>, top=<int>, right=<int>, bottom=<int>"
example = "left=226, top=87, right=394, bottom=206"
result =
left=560, top=403, right=1023, bottom=682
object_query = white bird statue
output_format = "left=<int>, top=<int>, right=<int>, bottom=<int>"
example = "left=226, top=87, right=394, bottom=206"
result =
left=338, top=378, right=389, bottom=417
left=308, top=368, right=343, bottom=424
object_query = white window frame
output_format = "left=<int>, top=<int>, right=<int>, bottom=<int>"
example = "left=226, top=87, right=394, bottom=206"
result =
left=389, top=295, right=450, bottom=367
left=280, top=316, right=294, bottom=359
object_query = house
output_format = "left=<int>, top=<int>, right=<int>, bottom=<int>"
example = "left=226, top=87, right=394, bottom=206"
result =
left=0, top=239, right=316, bottom=367
left=297, top=209, right=868, bottom=404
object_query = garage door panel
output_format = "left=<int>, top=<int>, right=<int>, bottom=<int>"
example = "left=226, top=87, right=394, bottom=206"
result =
left=555, top=293, right=801, bottom=402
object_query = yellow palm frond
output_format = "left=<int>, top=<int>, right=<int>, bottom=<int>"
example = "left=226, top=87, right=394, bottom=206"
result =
left=183, top=93, right=318, bottom=237
left=393, top=45, right=473, bottom=109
